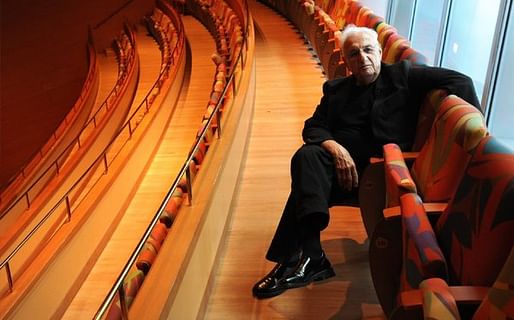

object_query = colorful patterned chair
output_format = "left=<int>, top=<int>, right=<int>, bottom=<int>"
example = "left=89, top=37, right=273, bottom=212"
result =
left=369, top=135, right=514, bottom=318
left=472, top=246, right=514, bottom=319
left=383, top=96, right=486, bottom=207
left=417, top=246, right=514, bottom=319
left=358, top=92, right=482, bottom=236
left=400, top=47, right=428, bottom=66
left=105, top=264, right=146, bottom=320
left=382, top=32, right=411, bottom=64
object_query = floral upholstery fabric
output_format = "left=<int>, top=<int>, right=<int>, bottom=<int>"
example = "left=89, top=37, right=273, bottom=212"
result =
left=106, top=265, right=145, bottom=319
left=435, top=136, right=514, bottom=287
left=420, top=278, right=461, bottom=320
left=473, top=247, right=514, bottom=319
left=399, top=193, right=447, bottom=291
left=412, top=89, right=449, bottom=151
left=383, top=94, right=486, bottom=209
left=383, top=143, right=417, bottom=207
left=419, top=247, right=514, bottom=319
left=411, top=95, right=487, bottom=203
left=400, top=47, right=428, bottom=66
left=382, top=33, right=410, bottom=64
left=136, top=222, right=169, bottom=274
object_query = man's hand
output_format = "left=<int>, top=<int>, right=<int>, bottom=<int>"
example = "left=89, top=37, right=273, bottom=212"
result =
left=321, top=140, right=358, bottom=191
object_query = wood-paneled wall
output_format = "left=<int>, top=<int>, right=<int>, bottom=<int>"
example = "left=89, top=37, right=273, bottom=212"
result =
left=0, top=0, right=153, bottom=188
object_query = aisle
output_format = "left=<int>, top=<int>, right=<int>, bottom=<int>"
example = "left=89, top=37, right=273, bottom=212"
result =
left=204, top=1, right=385, bottom=319
left=62, top=16, right=215, bottom=319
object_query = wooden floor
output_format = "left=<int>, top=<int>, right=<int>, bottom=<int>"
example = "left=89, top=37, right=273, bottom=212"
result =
left=62, top=16, right=215, bottom=319
left=204, top=2, right=385, bottom=319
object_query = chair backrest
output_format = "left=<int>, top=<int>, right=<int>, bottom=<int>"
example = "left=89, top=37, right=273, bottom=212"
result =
left=356, top=7, right=383, bottom=30
left=376, top=23, right=397, bottom=51
left=331, top=0, right=351, bottom=29
left=346, top=0, right=363, bottom=24
left=417, top=245, right=514, bottom=320
left=410, top=95, right=487, bottom=203
left=412, top=89, right=448, bottom=151
left=399, top=47, right=428, bottom=66
left=382, top=33, right=410, bottom=64
left=435, top=135, right=514, bottom=286
left=473, top=246, right=514, bottom=319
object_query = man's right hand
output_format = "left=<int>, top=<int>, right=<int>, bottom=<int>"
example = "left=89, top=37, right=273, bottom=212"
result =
left=321, top=140, right=358, bottom=191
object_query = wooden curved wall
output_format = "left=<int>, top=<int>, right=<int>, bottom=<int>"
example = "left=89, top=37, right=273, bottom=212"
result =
left=0, top=0, right=153, bottom=188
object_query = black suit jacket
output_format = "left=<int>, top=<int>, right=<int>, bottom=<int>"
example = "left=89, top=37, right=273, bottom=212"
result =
left=302, top=60, right=480, bottom=169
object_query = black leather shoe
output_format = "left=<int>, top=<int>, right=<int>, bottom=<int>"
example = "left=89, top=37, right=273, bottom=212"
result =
left=280, top=253, right=335, bottom=289
left=252, top=263, right=296, bottom=299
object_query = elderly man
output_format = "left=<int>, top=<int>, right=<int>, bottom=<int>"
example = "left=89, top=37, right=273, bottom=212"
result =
left=252, top=25, right=480, bottom=299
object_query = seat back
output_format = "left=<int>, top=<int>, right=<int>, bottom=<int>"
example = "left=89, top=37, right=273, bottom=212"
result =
left=410, top=95, right=487, bottom=203
left=355, top=7, right=383, bottom=30
left=418, top=246, right=514, bottom=320
left=435, top=135, right=514, bottom=286
left=382, top=32, right=410, bottom=64
left=473, top=246, right=514, bottom=319
left=412, top=89, right=448, bottom=151
left=330, top=0, right=352, bottom=29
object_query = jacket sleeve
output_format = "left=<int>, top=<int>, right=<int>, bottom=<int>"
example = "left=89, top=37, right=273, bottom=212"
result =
left=302, top=81, right=337, bottom=144
left=408, top=64, right=481, bottom=111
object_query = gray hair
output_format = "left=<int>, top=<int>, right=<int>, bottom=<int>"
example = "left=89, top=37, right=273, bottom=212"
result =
left=338, top=24, right=380, bottom=48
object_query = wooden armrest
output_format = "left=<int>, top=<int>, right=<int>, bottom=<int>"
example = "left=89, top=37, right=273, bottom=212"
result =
left=401, top=152, right=419, bottom=161
left=370, top=157, right=383, bottom=164
left=423, top=202, right=447, bottom=213
left=383, top=202, right=447, bottom=219
left=383, top=206, right=401, bottom=219
left=370, top=152, right=419, bottom=164
left=400, top=286, right=489, bottom=309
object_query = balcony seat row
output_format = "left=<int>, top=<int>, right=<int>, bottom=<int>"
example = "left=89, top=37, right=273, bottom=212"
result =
left=188, top=0, right=244, bottom=75
left=0, top=20, right=146, bottom=319
left=101, top=3, right=187, bottom=319
left=0, top=43, right=100, bottom=217
left=103, top=0, right=246, bottom=317
left=372, top=131, right=514, bottom=319
left=0, top=23, right=139, bottom=277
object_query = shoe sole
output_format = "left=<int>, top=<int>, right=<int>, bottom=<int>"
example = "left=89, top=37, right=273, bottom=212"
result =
left=253, top=287, right=287, bottom=299
left=253, top=268, right=336, bottom=299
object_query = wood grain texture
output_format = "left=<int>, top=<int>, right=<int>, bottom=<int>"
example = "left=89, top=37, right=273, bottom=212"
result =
left=203, top=1, right=385, bottom=319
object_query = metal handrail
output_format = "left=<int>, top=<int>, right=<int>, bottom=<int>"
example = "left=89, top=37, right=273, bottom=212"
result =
left=94, top=0, right=250, bottom=318
left=0, top=27, right=135, bottom=218
left=0, top=41, right=98, bottom=209
left=0, top=8, right=182, bottom=293
left=0, top=26, right=138, bottom=287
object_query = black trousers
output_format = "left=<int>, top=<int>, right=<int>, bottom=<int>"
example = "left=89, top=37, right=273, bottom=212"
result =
left=265, top=144, right=358, bottom=263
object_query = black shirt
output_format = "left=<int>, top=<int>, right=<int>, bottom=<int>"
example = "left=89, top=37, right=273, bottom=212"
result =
left=332, top=79, right=378, bottom=172
left=302, top=61, right=480, bottom=173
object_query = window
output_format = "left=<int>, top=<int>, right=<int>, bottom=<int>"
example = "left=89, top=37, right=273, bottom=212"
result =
left=388, top=0, right=415, bottom=38
left=488, top=6, right=514, bottom=149
left=410, top=0, right=446, bottom=65
left=440, top=0, right=502, bottom=100
left=359, top=0, right=389, bottom=19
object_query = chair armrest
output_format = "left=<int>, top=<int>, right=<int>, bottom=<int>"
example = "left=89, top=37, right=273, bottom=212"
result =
left=383, top=202, right=447, bottom=219
left=383, top=143, right=417, bottom=207
left=370, top=152, right=419, bottom=164
left=419, top=278, right=460, bottom=319
left=399, top=279, right=488, bottom=318
left=400, top=193, right=448, bottom=286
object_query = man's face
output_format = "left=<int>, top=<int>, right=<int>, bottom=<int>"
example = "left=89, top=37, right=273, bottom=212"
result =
left=342, top=33, right=382, bottom=86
